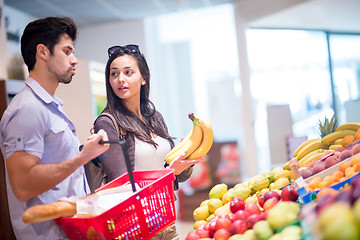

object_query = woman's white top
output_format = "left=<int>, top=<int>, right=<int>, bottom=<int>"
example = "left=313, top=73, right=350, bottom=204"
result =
left=134, top=136, right=171, bottom=170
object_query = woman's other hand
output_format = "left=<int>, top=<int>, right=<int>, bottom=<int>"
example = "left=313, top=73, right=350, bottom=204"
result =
left=168, top=151, right=204, bottom=175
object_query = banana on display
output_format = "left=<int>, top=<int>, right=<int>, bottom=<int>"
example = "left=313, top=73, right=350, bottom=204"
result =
left=301, top=152, right=324, bottom=168
left=164, top=112, right=213, bottom=164
left=298, top=149, right=327, bottom=167
left=336, top=122, right=360, bottom=131
left=321, top=129, right=357, bottom=144
left=296, top=139, right=329, bottom=160
left=293, top=138, right=320, bottom=158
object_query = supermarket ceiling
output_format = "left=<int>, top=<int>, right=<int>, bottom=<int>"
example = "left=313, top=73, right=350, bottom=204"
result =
left=4, top=0, right=241, bottom=27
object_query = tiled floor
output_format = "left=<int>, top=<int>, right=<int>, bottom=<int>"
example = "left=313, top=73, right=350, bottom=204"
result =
left=176, top=220, right=194, bottom=239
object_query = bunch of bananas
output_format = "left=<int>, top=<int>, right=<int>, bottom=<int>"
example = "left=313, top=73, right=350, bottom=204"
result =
left=284, top=122, right=360, bottom=169
left=164, top=113, right=213, bottom=164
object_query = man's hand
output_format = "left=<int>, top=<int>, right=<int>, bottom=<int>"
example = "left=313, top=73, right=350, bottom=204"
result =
left=78, top=129, right=109, bottom=165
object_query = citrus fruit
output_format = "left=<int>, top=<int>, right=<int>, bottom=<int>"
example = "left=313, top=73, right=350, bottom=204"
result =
left=342, top=135, right=355, bottom=148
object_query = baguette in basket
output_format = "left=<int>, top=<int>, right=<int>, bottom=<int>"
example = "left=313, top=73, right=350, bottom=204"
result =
left=22, top=182, right=140, bottom=224
left=22, top=200, right=77, bottom=224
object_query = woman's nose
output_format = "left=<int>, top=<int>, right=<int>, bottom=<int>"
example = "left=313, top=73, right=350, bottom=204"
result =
left=118, top=72, right=125, bottom=82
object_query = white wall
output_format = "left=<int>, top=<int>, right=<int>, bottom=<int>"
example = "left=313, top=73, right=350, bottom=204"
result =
left=57, top=58, right=94, bottom=144
left=248, top=0, right=360, bottom=33
left=75, top=20, right=146, bottom=64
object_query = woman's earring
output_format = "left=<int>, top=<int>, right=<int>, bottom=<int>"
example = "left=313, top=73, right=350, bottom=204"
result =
left=142, top=81, right=146, bottom=85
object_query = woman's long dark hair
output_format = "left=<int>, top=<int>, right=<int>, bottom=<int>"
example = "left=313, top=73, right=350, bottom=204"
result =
left=103, top=47, right=174, bottom=147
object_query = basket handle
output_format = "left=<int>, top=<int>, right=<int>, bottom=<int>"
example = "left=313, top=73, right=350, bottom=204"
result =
left=119, top=140, right=137, bottom=192
left=99, top=140, right=137, bottom=192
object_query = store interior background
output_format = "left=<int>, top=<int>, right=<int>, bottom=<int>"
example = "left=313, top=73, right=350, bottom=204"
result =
left=1, top=0, right=360, bottom=237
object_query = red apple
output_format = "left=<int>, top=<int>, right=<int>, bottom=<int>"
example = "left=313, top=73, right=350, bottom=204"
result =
left=263, top=190, right=280, bottom=202
left=257, top=192, right=265, bottom=208
left=213, top=228, right=231, bottom=240
left=229, top=219, right=248, bottom=235
left=226, top=213, right=235, bottom=222
left=281, top=185, right=299, bottom=202
left=207, top=220, right=217, bottom=237
left=186, top=232, right=200, bottom=240
left=233, top=209, right=250, bottom=221
left=245, top=202, right=261, bottom=215
left=215, top=217, right=232, bottom=231
left=196, top=224, right=210, bottom=238
left=229, top=197, right=245, bottom=213
left=263, top=197, right=279, bottom=211
left=246, top=213, right=261, bottom=229
left=260, top=211, right=268, bottom=220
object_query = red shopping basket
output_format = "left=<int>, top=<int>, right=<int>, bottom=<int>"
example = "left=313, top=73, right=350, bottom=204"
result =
left=55, top=169, right=176, bottom=240
left=55, top=140, right=176, bottom=240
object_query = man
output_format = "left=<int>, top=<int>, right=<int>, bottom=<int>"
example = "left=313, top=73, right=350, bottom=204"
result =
left=0, top=17, right=109, bottom=239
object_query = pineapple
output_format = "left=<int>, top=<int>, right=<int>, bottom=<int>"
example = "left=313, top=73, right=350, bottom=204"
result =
left=318, top=114, right=337, bottom=138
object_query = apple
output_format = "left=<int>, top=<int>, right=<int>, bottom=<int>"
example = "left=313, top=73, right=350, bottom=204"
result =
left=324, top=156, right=340, bottom=169
left=352, top=144, right=360, bottom=155
left=186, top=231, right=200, bottom=240
left=260, top=211, right=268, bottom=220
left=207, top=220, right=217, bottom=237
left=213, top=228, right=231, bottom=240
left=257, top=192, right=265, bottom=208
left=339, top=149, right=353, bottom=161
left=226, top=213, right=235, bottom=222
left=308, top=160, right=318, bottom=168
left=263, top=190, right=280, bottom=202
left=312, top=162, right=326, bottom=175
left=245, top=202, right=261, bottom=215
left=229, top=197, right=245, bottom=213
left=300, top=168, right=312, bottom=179
left=196, top=224, right=210, bottom=238
left=281, top=185, right=299, bottom=202
left=229, top=219, right=248, bottom=235
left=246, top=213, right=261, bottom=229
left=233, top=209, right=250, bottom=221
left=215, top=216, right=232, bottom=231
left=263, top=197, right=279, bottom=211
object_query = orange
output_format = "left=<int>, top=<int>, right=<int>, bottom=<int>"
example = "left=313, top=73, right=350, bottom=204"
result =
left=342, top=135, right=355, bottom=148
left=308, top=176, right=322, bottom=190
left=339, top=161, right=351, bottom=173
left=316, top=187, right=338, bottom=200
left=354, top=131, right=360, bottom=141
left=319, top=180, right=328, bottom=189
left=345, top=167, right=356, bottom=178
left=355, top=162, right=360, bottom=172
left=332, top=170, right=344, bottom=181
left=350, top=155, right=360, bottom=166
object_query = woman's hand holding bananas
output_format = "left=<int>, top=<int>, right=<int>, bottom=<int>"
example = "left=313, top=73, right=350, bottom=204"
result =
left=164, top=112, right=213, bottom=174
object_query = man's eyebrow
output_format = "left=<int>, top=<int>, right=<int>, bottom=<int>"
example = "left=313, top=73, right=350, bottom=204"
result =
left=64, top=45, right=74, bottom=51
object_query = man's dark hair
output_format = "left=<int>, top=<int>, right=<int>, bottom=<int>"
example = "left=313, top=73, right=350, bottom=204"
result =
left=20, top=17, right=78, bottom=72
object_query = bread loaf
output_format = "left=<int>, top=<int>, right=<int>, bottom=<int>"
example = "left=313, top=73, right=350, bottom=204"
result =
left=22, top=200, right=76, bottom=224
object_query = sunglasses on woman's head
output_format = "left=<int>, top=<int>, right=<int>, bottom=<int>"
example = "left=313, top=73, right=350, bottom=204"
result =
left=108, top=44, right=140, bottom=57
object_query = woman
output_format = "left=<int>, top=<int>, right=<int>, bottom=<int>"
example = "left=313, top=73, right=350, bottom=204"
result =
left=94, top=44, right=204, bottom=239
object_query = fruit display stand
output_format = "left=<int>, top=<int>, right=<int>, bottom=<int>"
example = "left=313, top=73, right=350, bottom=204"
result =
left=184, top=121, right=360, bottom=240
left=298, top=156, right=360, bottom=204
